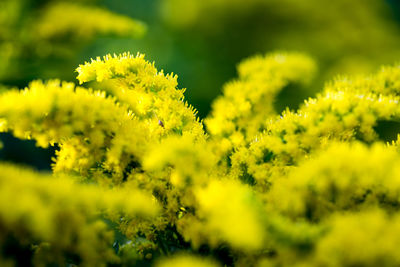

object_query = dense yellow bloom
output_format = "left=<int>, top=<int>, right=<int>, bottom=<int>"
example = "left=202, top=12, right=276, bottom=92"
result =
left=0, top=80, right=150, bottom=183
left=77, top=52, right=205, bottom=141
left=3, top=50, right=400, bottom=266
left=0, top=163, right=158, bottom=267
left=257, top=211, right=400, bottom=267
left=231, top=65, right=400, bottom=189
left=177, top=179, right=266, bottom=251
left=143, top=135, right=215, bottom=188
left=206, top=52, right=315, bottom=145
left=267, top=142, right=400, bottom=220
left=203, top=52, right=315, bottom=174
left=312, top=210, right=400, bottom=267
left=122, top=135, right=217, bottom=240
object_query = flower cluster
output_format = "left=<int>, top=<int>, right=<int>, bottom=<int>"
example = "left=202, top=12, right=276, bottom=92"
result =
left=0, top=163, right=157, bottom=266
left=2, top=51, right=400, bottom=266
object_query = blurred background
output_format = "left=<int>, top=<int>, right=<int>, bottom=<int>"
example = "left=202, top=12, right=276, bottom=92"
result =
left=1, top=0, right=400, bottom=169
